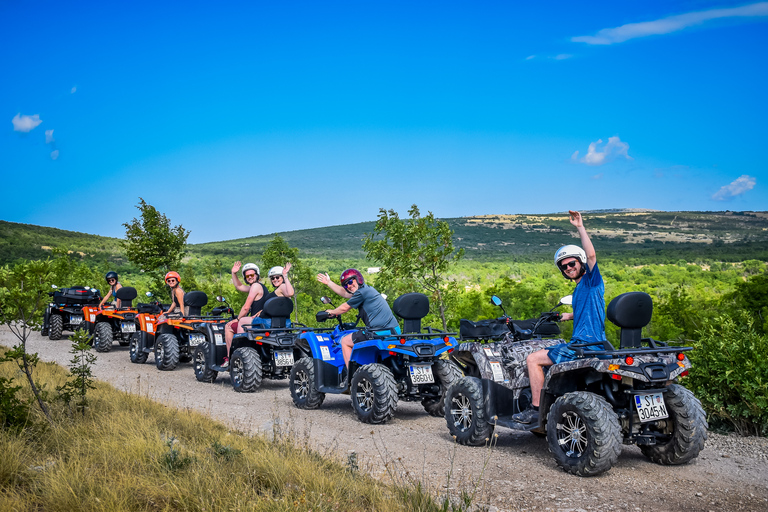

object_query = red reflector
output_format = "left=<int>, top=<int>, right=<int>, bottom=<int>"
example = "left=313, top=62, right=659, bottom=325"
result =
left=264, top=332, right=270, bottom=337
left=400, top=338, right=406, bottom=344
left=389, top=351, right=396, bottom=356
left=677, top=353, right=685, bottom=361
left=625, top=356, right=634, bottom=365
left=681, top=370, right=689, bottom=377
left=448, top=348, right=453, bottom=353
left=443, top=336, right=449, bottom=343
left=611, top=374, right=622, bottom=380
left=256, top=341, right=262, bottom=345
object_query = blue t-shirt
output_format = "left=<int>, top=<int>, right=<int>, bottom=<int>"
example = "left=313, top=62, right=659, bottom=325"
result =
left=569, top=262, right=607, bottom=349
left=346, top=285, right=400, bottom=332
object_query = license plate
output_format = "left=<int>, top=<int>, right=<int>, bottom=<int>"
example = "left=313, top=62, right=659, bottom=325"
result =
left=274, top=351, right=294, bottom=367
left=634, top=392, right=669, bottom=422
left=188, top=333, right=206, bottom=346
left=409, top=364, right=434, bottom=384
left=121, top=322, right=136, bottom=333
left=70, top=315, right=83, bottom=325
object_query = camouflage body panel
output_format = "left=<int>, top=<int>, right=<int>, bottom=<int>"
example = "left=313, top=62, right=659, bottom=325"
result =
left=543, top=352, right=691, bottom=389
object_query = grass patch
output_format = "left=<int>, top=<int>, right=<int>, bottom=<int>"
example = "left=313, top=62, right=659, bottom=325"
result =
left=0, top=353, right=460, bottom=511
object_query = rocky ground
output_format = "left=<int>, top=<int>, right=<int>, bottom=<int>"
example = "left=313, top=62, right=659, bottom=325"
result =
left=4, top=326, right=768, bottom=511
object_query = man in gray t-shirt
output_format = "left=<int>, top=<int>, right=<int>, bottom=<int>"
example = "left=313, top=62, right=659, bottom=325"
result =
left=317, top=268, right=400, bottom=369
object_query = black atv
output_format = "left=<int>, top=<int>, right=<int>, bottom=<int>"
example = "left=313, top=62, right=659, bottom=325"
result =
left=445, top=292, right=707, bottom=477
left=80, top=287, right=139, bottom=352
left=193, top=296, right=304, bottom=393
left=42, top=285, right=102, bottom=340
left=153, top=291, right=233, bottom=371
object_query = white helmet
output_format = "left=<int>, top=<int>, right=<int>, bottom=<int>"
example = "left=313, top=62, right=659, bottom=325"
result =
left=242, top=263, right=260, bottom=279
left=268, top=266, right=284, bottom=278
left=554, top=245, right=587, bottom=279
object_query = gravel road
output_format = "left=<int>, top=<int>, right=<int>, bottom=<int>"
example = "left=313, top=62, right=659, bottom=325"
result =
left=5, top=326, right=768, bottom=512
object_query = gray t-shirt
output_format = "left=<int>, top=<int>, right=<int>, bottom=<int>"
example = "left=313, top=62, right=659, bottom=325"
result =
left=346, top=285, right=399, bottom=332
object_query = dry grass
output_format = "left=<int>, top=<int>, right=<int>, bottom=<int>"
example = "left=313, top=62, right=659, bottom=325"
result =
left=0, top=355, right=451, bottom=512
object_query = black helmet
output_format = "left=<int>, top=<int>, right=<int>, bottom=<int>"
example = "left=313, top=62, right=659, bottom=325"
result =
left=105, top=271, right=118, bottom=283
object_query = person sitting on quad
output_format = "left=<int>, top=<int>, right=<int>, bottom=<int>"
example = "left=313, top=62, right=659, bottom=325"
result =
left=316, top=268, right=400, bottom=369
left=98, top=271, right=123, bottom=309
left=249, top=263, right=295, bottom=327
left=158, top=271, right=185, bottom=322
left=223, top=262, right=267, bottom=366
left=513, top=210, right=607, bottom=424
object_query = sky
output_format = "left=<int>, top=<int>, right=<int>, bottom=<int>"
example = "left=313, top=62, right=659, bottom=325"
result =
left=2, top=0, right=766, bottom=244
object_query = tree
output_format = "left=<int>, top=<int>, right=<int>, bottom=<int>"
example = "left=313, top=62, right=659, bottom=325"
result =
left=363, top=205, right=464, bottom=330
left=123, top=198, right=189, bottom=292
left=0, top=260, right=54, bottom=424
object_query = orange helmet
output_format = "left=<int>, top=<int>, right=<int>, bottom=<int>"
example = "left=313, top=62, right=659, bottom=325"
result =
left=165, top=271, right=181, bottom=283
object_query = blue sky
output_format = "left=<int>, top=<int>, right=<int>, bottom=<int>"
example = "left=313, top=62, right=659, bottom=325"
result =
left=2, top=0, right=766, bottom=243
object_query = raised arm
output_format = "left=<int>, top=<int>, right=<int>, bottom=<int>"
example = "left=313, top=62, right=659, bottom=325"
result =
left=277, top=262, right=295, bottom=298
left=231, top=261, right=250, bottom=292
left=569, top=210, right=596, bottom=270
left=317, top=272, right=353, bottom=299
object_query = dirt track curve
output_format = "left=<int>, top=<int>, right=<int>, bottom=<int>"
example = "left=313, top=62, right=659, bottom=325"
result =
left=4, top=326, right=768, bottom=512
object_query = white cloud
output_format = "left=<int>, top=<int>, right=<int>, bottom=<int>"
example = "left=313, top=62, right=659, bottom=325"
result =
left=553, top=54, right=573, bottom=60
left=71, top=86, right=77, bottom=94
left=525, top=55, right=536, bottom=60
left=45, top=129, right=55, bottom=144
left=712, top=175, right=756, bottom=200
left=50, top=150, right=60, bottom=160
left=592, top=173, right=604, bottom=180
left=571, top=150, right=580, bottom=161
left=572, top=2, right=768, bottom=45
left=12, top=113, right=42, bottom=133
left=576, top=136, right=632, bottom=166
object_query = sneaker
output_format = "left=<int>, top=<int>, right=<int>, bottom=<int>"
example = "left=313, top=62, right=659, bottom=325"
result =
left=221, top=357, right=229, bottom=368
left=512, top=407, right=539, bottom=424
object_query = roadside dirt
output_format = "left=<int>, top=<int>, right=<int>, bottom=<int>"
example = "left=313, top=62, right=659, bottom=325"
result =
left=5, top=327, right=768, bottom=511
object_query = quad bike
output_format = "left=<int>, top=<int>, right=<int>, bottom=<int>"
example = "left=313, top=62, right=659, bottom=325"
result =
left=445, top=291, right=707, bottom=477
left=80, top=287, right=139, bottom=351
left=193, top=296, right=305, bottom=392
left=289, top=292, right=464, bottom=424
left=42, top=285, right=102, bottom=340
left=152, top=291, right=233, bottom=371
left=459, top=295, right=566, bottom=342
left=127, top=292, right=171, bottom=364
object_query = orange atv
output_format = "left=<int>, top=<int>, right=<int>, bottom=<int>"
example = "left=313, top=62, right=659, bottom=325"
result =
left=81, top=287, right=139, bottom=352
left=128, top=293, right=170, bottom=364
left=152, top=291, right=233, bottom=371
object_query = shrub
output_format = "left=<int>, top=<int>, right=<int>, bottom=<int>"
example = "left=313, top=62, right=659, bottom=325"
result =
left=687, top=314, right=768, bottom=436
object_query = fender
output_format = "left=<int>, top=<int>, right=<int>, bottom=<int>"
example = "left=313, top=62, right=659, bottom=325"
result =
left=450, top=341, right=512, bottom=383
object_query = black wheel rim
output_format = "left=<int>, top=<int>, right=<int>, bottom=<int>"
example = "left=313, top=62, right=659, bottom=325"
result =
left=194, top=349, right=205, bottom=375
left=232, top=358, right=243, bottom=386
left=556, top=411, right=587, bottom=458
left=355, top=378, right=374, bottom=412
left=450, top=393, right=473, bottom=432
left=294, top=369, right=309, bottom=399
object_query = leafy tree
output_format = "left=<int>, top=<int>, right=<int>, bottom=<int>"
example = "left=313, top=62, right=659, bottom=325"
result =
left=57, top=329, right=97, bottom=416
left=363, top=205, right=464, bottom=330
left=122, top=198, right=189, bottom=293
left=0, top=260, right=54, bottom=424
left=725, top=273, right=768, bottom=333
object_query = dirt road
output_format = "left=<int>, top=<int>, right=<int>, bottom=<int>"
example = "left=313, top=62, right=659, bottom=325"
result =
left=5, top=327, right=768, bottom=511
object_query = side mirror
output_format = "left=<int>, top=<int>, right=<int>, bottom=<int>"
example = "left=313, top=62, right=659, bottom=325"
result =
left=560, top=295, right=573, bottom=306
left=51, top=285, right=58, bottom=289
left=490, top=295, right=502, bottom=307
left=146, top=291, right=154, bottom=298
left=320, top=296, right=332, bottom=305
left=216, top=296, right=227, bottom=303
left=381, top=293, right=388, bottom=300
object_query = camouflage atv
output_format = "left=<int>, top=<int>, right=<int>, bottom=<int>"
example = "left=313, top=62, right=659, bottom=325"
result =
left=445, top=291, right=707, bottom=477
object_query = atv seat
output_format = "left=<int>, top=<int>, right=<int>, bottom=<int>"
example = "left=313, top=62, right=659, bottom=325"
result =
left=261, top=297, right=293, bottom=328
left=393, top=292, right=429, bottom=333
left=607, top=292, right=653, bottom=349
left=115, top=287, right=138, bottom=308
left=184, top=291, right=208, bottom=317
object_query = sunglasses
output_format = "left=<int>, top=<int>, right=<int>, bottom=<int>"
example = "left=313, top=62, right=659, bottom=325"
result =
left=559, top=260, right=578, bottom=270
left=166, top=278, right=177, bottom=283
left=343, top=278, right=356, bottom=288
left=270, top=275, right=282, bottom=281
left=107, top=278, right=116, bottom=282
left=244, top=273, right=257, bottom=279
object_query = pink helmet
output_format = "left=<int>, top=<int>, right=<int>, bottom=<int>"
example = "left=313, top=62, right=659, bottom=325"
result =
left=340, top=268, right=364, bottom=287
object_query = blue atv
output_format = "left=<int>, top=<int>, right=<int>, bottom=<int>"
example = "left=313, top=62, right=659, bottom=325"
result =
left=289, top=292, right=463, bottom=424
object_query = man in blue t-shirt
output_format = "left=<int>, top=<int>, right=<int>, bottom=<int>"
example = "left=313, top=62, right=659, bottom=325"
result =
left=513, top=210, right=607, bottom=424
left=316, top=268, right=400, bottom=369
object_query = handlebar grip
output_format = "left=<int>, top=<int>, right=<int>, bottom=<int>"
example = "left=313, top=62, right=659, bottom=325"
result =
left=316, top=311, right=331, bottom=322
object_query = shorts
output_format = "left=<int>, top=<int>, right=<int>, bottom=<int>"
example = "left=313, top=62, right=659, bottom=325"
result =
left=547, top=341, right=610, bottom=364
left=350, top=326, right=401, bottom=344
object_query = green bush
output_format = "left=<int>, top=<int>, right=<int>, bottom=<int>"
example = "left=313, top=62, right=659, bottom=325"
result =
left=687, top=314, right=768, bottom=436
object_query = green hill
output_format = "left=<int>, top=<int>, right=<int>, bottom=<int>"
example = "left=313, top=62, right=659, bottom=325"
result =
left=3, top=210, right=768, bottom=268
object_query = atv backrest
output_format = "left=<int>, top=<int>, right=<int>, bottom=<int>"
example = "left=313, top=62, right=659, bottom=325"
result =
left=607, top=292, right=653, bottom=349
left=184, top=291, right=208, bottom=316
left=115, top=287, right=138, bottom=307
left=393, top=292, right=429, bottom=333
left=262, top=297, right=293, bottom=328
